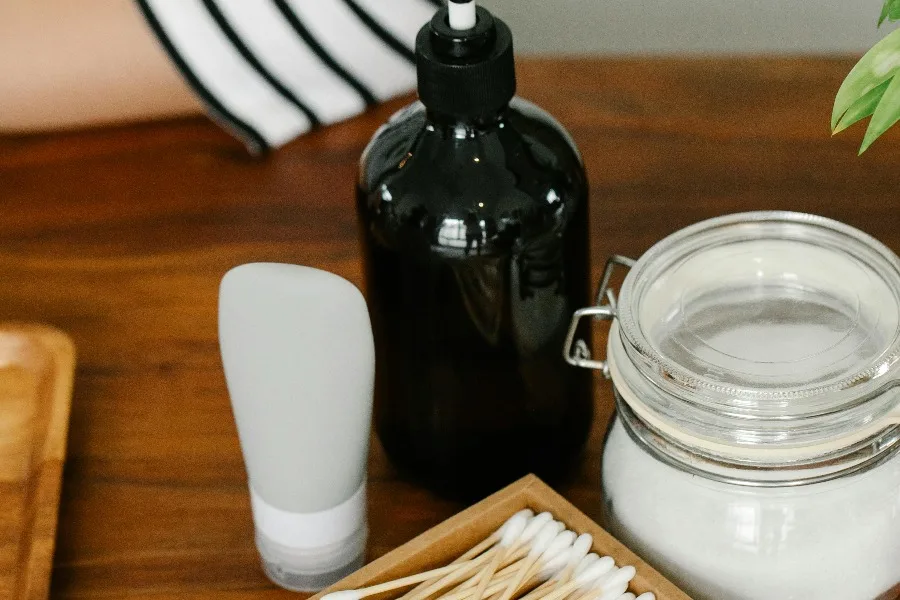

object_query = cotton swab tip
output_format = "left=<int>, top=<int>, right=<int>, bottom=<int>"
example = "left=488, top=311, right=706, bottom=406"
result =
left=321, top=590, right=362, bottom=600
left=602, top=566, right=637, bottom=590
left=583, top=556, right=616, bottom=584
left=540, top=547, right=573, bottom=579
left=576, top=556, right=616, bottom=586
left=500, top=512, right=531, bottom=546
left=574, top=553, right=600, bottom=576
left=596, top=582, right=629, bottom=600
left=520, top=512, right=554, bottom=543
left=543, top=530, right=576, bottom=559
left=617, top=594, right=636, bottom=600
left=570, top=533, right=593, bottom=563
left=500, top=509, right=534, bottom=535
left=530, top=521, right=565, bottom=556
left=635, top=594, right=655, bottom=600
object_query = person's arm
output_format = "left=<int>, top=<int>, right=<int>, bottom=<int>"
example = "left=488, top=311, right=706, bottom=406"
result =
left=1, top=0, right=438, bottom=151
left=0, top=0, right=202, bottom=134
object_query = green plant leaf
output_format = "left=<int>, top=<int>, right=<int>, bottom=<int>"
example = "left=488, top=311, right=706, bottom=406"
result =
left=861, top=72, right=900, bottom=152
left=833, top=78, right=892, bottom=133
left=832, top=27, right=900, bottom=131
left=879, top=0, right=900, bottom=25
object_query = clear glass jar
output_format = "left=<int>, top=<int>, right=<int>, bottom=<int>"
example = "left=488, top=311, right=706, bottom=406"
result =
left=566, top=212, right=900, bottom=600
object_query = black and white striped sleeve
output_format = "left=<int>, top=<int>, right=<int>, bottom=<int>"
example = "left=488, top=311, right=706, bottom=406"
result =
left=136, top=0, right=441, bottom=153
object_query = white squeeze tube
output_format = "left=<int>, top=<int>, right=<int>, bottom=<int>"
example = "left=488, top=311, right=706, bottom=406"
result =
left=219, top=263, right=375, bottom=592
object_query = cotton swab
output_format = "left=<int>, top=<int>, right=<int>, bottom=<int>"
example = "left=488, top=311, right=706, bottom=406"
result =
left=569, top=556, right=617, bottom=600
left=574, top=553, right=601, bottom=577
left=595, top=583, right=629, bottom=600
left=493, top=522, right=567, bottom=600
left=459, top=510, right=534, bottom=562
left=519, top=531, right=576, bottom=585
left=593, top=566, right=636, bottom=594
left=514, top=512, right=555, bottom=551
left=516, top=533, right=592, bottom=600
left=468, top=513, right=537, bottom=596
left=514, top=547, right=576, bottom=600
left=532, top=556, right=617, bottom=600
left=323, top=509, right=656, bottom=600
left=560, top=534, right=593, bottom=582
left=410, top=514, right=534, bottom=600
left=402, top=510, right=534, bottom=600
left=323, top=555, right=499, bottom=600
left=447, top=545, right=574, bottom=600
left=580, top=567, right=637, bottom=600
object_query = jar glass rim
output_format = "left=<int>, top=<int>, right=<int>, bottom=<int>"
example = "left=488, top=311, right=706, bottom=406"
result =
left=616, top=211, right=900, bottom=415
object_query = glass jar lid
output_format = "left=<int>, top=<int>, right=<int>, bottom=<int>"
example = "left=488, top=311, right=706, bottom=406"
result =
left=613, top=212, right=900, bottom=455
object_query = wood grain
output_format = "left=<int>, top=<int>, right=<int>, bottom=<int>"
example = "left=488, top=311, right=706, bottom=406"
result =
left=0, top=325, right=75, bottom=600
left=1, top=57, right=898, bottom=598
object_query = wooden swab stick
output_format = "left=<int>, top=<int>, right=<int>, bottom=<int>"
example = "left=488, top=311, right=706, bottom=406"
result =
left=400, top=510, right=534, bottom=600
left=516, top=545, right=580, bottom=600
left=459, top=510, right=533, bottom=562
left=441, top=543, right=573, bottom=600
left=405, top=541, right=527, bottom=600
left=493, top=522, right=565, bottom=600
left=436, top=546, right=532, bottom=600
left=435, top=515, right=555, bottom=600
left=519, top=532, right=594, bottom=600
left=469, top=522, right=569, bottom=600
left=469, top=542, right=507, bottom=600
left=531, top=558, right=617, bottom=600
left=322, top=556, right=496, bottom=600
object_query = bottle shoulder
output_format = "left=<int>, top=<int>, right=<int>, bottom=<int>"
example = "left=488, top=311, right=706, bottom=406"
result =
left=359, top=99, right=584, bottom=193
left=358, top=99, right=588, bottom=255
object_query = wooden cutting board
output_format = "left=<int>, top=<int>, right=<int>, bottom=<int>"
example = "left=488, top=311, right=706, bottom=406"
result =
left=0, top=325, right=74, bottom=600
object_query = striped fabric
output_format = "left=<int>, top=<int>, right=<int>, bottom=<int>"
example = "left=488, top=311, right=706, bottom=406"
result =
left=136, top=0, right=442, bottom=153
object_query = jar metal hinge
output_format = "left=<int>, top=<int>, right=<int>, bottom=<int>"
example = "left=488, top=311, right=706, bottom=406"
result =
left=563, top=255, right=635, bottom=377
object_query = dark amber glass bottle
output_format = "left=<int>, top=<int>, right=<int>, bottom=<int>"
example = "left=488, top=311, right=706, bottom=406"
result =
left=357, top=3, right=592, bottom=501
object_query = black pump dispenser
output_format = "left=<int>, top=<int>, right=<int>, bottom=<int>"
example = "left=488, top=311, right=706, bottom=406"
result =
left=356, top=0, right=593, bottom=501
left=415, top=3, right=516, bottom=119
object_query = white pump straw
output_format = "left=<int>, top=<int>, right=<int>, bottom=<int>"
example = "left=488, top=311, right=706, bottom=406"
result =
left=448, top=0, right=477, bottom=30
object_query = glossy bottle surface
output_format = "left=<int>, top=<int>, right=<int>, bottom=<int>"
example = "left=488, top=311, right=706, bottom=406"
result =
left=357, top=99, right=592, bottom=500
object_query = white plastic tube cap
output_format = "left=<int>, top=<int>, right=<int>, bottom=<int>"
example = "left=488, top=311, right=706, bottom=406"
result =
left=252, top=483, right=368, bottom=592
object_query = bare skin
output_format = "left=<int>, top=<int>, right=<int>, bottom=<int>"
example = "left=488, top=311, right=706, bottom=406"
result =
left=0, top=0, right=202, bottom=134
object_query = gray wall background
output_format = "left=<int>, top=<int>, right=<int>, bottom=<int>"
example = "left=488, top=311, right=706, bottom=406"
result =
left=478, top=0, right=888, bottom=54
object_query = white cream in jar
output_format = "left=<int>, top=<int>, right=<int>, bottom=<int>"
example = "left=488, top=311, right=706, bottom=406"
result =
left=566, top=212, right=900, bottom=600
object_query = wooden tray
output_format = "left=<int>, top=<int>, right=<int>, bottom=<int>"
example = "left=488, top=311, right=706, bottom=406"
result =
left=0, top=325, right=75, bottom=600
left=312, top=474, right=691, bottom=600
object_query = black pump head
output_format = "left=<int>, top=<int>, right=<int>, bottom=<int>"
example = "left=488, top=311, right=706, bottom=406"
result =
left=415, top=3, right=516, bottom=119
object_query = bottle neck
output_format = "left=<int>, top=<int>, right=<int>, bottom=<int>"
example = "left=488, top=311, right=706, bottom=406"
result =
left=425, top=104, right=509, bottom=131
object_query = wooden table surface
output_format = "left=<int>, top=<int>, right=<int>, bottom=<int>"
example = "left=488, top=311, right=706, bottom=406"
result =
left=1, top=57, right=898, bottom=599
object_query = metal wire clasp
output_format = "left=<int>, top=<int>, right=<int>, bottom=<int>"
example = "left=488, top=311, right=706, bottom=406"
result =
left=563, top=255, right=636, bottom=377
